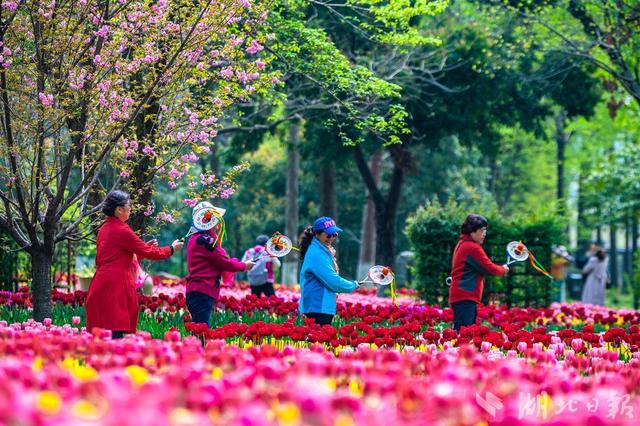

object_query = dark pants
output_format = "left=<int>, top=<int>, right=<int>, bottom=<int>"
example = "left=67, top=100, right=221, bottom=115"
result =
left=452, top=300, right=477, bottom=332
left=112, top=330, right=125, bottom=339
left=306, top=312, right=334, bottom=326
left=186, top=291, right=215, bottom=327
left=250, top=282, right=275, bottom=297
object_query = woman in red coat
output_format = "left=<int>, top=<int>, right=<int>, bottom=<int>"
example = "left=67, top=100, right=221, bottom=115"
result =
left=85, top=191, right=183, bottom=337
left=448, top=214, right=509, bottom=332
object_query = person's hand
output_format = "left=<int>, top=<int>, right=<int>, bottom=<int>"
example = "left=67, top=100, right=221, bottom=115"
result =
left=146, top=239, right=158, bottom=247
left=171, top=239, right=184, bottom=253
left=503, top=264, right=510, bottom=273
left=244, top=260, right=256, bottom=271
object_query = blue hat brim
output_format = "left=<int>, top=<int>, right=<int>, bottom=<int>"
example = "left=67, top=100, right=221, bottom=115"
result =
left=324, top=225, right=342, bottom=234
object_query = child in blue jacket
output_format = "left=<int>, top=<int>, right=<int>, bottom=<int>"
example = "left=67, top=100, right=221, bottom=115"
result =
left=298, top=216, right=358, bottom=326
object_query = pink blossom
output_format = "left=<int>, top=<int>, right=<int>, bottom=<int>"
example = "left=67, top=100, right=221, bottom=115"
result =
left=1, top=1, right=18, bottom=12
left=220, top=66, right=233, bottom=80
left=246, top=40, right=263, bottom=55
left=71, top=316, right=81, bottom=325
left=94, top=25, right=110, bottom=38
left=255, top=60, right=265, bottom=70
left=120, top=171, right=130, bottom=177
left=157, top=212, right=175, bottom=223
left=168, top=168, right=182, bottom=179
left=142, top=145, right=156, bottom=156
left=38, top=92, right=54, bottom=107
left=271, top=76, right=281, bottom=85
left=183, top=199, right=199, bottom=208
left=144, top=205, right=154, bottom=216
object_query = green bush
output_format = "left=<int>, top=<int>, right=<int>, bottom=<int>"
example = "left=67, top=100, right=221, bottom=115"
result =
left=406, top=200, right=564, bottom=307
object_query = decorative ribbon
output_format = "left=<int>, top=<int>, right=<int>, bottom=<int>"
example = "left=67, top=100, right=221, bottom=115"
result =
left=527, top=249, right=553, bottom=280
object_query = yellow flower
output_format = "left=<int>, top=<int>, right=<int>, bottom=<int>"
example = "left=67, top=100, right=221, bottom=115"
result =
left=348, top=379, right=363, bottom=398
left=334, top=415, right=355, bottom=426
left=322, top=378, right=337, bottom=392
left=211, top=367, right=223, bottom=380
left=36, top=391, right=62, bottom=415
left=125, top=365, right=150, bottom=387
left=274, top=402, right=300, bottom=426
left=32, top=357, right=44, bottom=372
left=71, top=365, right=99, bottom=382
left=71, top=399, right=105, bottom=421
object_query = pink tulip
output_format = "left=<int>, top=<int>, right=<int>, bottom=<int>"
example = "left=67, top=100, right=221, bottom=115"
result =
left=571, top=338, right=584, bottom=352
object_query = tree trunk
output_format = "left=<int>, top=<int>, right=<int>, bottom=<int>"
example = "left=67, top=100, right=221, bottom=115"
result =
left=554, top=110, right=569, bottom=214
left=610, top=223, right=619, bottom=290
left=352, top=144, right=410, bottom=297
left=319, top=163, right=337, bottom=218
left=282, top=121, right=300, bottom=286
left=624, top=214, right=631, bottom=292
left=31, top=249, right=54, bottom=322
left=632, top=215, right=639, bottom=309
left=357, top=151, right=381, bottom=281
left=127, top=93, right=160, bottom=234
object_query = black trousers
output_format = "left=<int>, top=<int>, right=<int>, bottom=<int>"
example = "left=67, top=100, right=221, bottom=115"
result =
left=306, top=312, right=334, bottom=326
left=186, top=291, right=215, bottom=327
left=452, top=300, right=477, bottom=332
left=250, top=282, right=275, bottom=297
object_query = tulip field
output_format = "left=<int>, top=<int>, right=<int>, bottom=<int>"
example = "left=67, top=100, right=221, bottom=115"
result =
left=1, top=278, right=640, bottom=425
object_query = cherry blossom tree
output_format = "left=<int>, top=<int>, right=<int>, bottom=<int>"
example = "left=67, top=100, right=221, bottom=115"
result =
left=0, top=0, right=276, bottom=320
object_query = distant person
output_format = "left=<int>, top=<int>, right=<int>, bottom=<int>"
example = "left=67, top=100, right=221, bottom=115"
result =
left=551, top=245, right=573, bottom=303
left=448, top=214, right=509, bottom=332
left=581, top=244, right=609, bottom=306
left=242, top=234, right=281, bottom=297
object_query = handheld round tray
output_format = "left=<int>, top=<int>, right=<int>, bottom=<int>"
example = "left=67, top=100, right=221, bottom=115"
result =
left=192, top=207, right=219, bottom=231
left=265, top=234, right=293, bottom=257
left=368, top=265, right=394, bottom=286
left=506, top=241, right=529, bottom=262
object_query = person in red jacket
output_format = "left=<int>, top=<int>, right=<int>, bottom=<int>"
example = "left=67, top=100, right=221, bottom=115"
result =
left=86, top=191, right=184, bottom=338
left=448, top=214, right=509, bottom=332
left=185, top=202, right=255, bottom=327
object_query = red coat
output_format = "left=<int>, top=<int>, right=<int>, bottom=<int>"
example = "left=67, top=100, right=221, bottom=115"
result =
left=85, top=217, right=172, bottom=333
left=448, top=234, right=507, bottom=305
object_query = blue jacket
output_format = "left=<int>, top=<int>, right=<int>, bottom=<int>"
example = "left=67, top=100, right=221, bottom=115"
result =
left=299, top=238, right=358, bottom=315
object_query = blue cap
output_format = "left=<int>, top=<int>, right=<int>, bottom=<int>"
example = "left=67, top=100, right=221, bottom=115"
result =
left=312, top=216, right=342, bottom=235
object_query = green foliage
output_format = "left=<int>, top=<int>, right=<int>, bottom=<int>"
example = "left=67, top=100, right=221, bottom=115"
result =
left=406, top=199, right=565, bottom=307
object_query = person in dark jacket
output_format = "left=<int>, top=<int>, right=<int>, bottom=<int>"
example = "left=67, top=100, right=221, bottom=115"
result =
left=448, top=214, right=509, bottom=332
